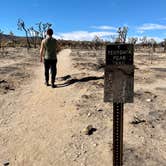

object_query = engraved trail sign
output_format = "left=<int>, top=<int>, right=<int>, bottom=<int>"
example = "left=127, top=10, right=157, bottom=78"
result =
left=104, top=44, right=134, bottom=103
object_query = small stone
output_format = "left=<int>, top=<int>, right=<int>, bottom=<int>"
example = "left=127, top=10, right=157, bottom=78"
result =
left=82, top=125, right=96, bottom=135
left=152, top=125, right=155, bottom=128
left=83, top=125, right=93, bottom=135
left=130, top=116, right=146, bottom=125
left=97, top=109, right=103, bottom=112
left=146, top=98, right=152, bottom=102
left=3, top=161, right=10, bottom=166
left=83, top=150, right=87, bottom=154
left=87, top=112, right=91, bottom=117
left=153, top=95, right=157, bottom=98
left=93, top=143, right=98, bottom=147
left=82, top=95, right=89, bottom=99
left=71, top=134, right=76, bottom=138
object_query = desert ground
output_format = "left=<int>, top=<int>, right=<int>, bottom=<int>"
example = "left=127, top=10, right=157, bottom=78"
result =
left=0, top=47, right=166, bottom=166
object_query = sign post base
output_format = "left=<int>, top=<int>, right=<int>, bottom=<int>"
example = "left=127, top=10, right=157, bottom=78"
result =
left=113, top=103, right=124, bottom=166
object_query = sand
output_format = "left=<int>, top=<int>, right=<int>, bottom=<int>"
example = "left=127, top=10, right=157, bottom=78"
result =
left=0, top=47, right=166, bottom=166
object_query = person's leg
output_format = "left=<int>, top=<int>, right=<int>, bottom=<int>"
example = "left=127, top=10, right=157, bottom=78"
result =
left=50, top=60, right=57, bottom=86
left=44, top=59, right=50, bottom=85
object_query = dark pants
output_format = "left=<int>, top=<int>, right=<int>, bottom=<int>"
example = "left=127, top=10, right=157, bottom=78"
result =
left=44, top=59, right=57, bottom=84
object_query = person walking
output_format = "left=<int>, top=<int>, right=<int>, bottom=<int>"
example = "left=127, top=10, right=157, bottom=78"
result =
left=40, top=28, right=57, bottom=88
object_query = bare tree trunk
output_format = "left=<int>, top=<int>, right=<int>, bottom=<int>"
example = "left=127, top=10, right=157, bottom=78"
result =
left=152, top=44, right=155, bottom=53
left=0, top=36, right=2, bottom=48
left=23, top=27, right=31, bottom=48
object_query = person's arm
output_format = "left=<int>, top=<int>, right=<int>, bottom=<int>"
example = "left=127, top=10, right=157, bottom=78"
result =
left=40, top=40, right=45, bottom=63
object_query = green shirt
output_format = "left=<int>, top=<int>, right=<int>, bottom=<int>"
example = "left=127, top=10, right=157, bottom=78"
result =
left=44, top=37, right=57, bottom=60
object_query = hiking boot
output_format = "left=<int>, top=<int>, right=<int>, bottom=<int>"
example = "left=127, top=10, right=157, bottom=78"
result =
left=45, top=81, right=49, bottom=86
left=51, top=84, right=56, bottom=88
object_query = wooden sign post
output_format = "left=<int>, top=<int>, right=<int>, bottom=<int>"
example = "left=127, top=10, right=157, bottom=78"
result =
left=104, top=44, right=134, bottom=166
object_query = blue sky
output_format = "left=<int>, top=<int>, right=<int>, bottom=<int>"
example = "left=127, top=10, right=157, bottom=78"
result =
left=0, top=0, right=166, bottom=41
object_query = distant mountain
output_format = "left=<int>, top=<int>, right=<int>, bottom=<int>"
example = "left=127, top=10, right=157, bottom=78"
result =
left=1, top=34, right=26, bottom=40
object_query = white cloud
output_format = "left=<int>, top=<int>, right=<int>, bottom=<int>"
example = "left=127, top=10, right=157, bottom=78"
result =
left=54, top=31, right=117, bottom=41
left=91, top=25, right=117, bottom=30
left=128, top=35, right=163, bottom=43
left=137, top=30, right=144, bottom=34
left=146, top=36, right=164, bottom=42
left=138, top=23, right=166, bottom=31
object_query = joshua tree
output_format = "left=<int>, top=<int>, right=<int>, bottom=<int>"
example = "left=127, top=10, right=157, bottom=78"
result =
left=147, top=38, right=157, bottom=64
left=0, top=29, right=4, bottom=48
left=163, top=39, right=166, bottom=52
left=92, top=35, right=104, bottom=49
left=17, top=19, right=31, bottom=48
left=140, top=36, right=148, bottom=47
left=36, top=22, right=52, bottom=40
left=110, top=35, right=116, bottom=43
left=93, top=35, right=103, bottom=42
left=9, top=31, right=17, bottom=47
left=148, top=38, right=156, bottom=52
left=128, top=37, right=138, bottom=45
left=28, top=27, right=39, bottom=48
left=116, top=26, right=128, bottom=43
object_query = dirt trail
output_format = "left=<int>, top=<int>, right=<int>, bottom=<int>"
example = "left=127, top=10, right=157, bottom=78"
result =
left=1, top=48, right=166, bottom=166
left=1, top=49, right=88, bottom=166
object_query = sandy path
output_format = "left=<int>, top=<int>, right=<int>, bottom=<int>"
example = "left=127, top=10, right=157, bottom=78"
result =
left=2, top=49, right=165, bottom=166
left=1, top=49, right=87, bottom=166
